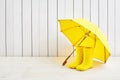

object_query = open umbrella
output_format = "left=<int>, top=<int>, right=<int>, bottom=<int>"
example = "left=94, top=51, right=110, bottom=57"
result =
left=58, top=18, right=110, bottom=66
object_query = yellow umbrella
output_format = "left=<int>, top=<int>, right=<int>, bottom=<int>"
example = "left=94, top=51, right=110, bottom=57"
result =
left=58, top=18, right=110, bottom=66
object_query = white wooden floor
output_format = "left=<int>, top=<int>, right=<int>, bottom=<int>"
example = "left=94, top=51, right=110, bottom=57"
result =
left=0, top=57, right=120, bottom=80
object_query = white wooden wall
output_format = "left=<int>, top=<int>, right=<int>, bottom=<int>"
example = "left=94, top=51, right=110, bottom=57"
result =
left=0, top=0, right=119, bottom=57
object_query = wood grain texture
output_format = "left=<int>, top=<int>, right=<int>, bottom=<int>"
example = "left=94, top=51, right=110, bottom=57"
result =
left=48, top=0, right=58, bottom=57
left=22, top=0, right=32, bottom=56
left=39, top=0, right=48, bottom=56
left=13, top=0, right=22, bottom=56
left=83, top=0, right=91, bottom=20
left=99, top=0, right=108, bottom=37
left=0, top=0, right=119, bottom=56
left=32, top=0, right=40, bottom=56
left=6, top=0, right=14, bottom=56
left=108, top=0, right=115, bottom=56
left=91, top=0, right=98, bottom=26
left=58, top=0, right=66, bottom=56
left=0, top=0, right=5, bottom=56
left=115, top=0, right=120, bottom=56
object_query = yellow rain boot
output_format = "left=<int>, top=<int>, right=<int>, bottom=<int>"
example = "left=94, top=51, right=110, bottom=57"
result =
left=68, top=46, right=83, bottom=69
left=76, top=47, right=94, bottom=71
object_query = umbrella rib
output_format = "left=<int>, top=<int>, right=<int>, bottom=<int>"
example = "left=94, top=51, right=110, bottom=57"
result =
left=104, top=47, right=106, bottom=63
left=62, top=31, right=91, bottom=66
left=74, top=34, right=85, bottom=46
left=59, top=19, right=110, bottom=65
left=74, top=31, right=91, bottom=46
left=94, top=35, right=97, bottom=48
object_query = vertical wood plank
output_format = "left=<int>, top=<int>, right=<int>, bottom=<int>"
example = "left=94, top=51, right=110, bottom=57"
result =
left=83, top=0, right=90, bottom=20
left=23, top=0, right=32, bottom=56
left=64, top=0, right=74, bottom=56
left=115, top=0, right=120, bottom=56
left=74, top=0, right=82, bottom=18
left=65, top=0, right=74, bottom=18
left=6, top=0, right=14, bottom=56
left=99, top=0, right=108, bottom=37
left=0, top=0, right=5, bottom=56
left=39, top=0, right=48, bottom=56
left=0, top=0, right=118, bottom=57
left=48, top=0, right=57, bottom=56
left=91, top=0, right=98, bottom=26
left=108, top=0, right=115, bottom=56
left=13, top=0, right=22, bottom=56
left=58, top=0, right=73, bottom=57
left=58, top=0, right=66, bottom=56
left=32, top=0, right=40, bottom=56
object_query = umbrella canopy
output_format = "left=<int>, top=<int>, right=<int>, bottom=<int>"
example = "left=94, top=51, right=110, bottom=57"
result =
left=58, top=18, right=110, bottom=64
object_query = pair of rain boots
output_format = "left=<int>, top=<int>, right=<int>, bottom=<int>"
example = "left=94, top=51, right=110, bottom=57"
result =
left=68, top=46, right=94, bottom=71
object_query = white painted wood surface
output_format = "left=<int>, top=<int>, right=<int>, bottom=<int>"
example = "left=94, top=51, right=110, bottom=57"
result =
left=0, top=0, right=119, bottom=56
left=48, top=0, right=57, bottom=56
left=32, top=0, right=39, bottom=56
left=6, top=0, right=14, bottom=56
left=99, top=0, right=108, bottom=37
left=58, top=0, right=73, bottom=57
left=115, top=0, right=120, bottom=56
left=22, top=0, right=32, bottom=56
left=91, top=0, right=98, bottom=26
left=74, top=0, right=82, bottom=18
left=39, top=0, right=48, bottom=56
left=83, top=0, right=90, bottom=20
left=13, top=0, right=22, bottom=56
left=108, top=0, right=115, bottom=56
left=0, top=0, right=5, bottom=56
left=58, top=0, right=66, bottom=56
left=0, top=57, right=119, bottom=80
